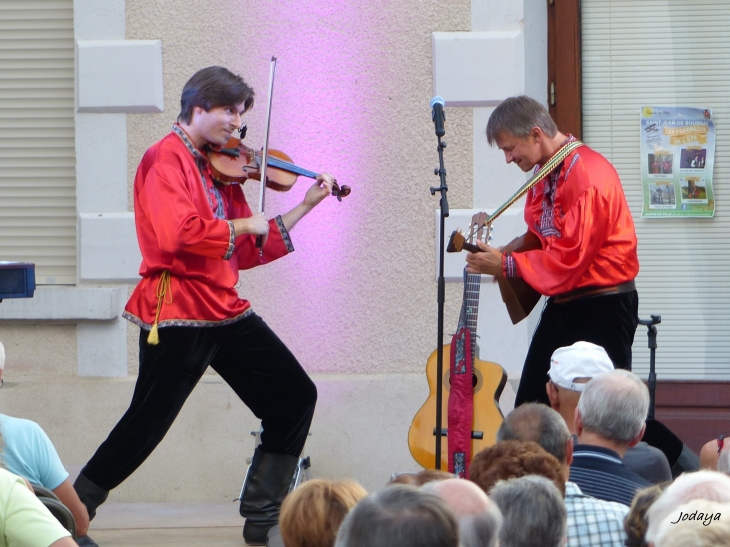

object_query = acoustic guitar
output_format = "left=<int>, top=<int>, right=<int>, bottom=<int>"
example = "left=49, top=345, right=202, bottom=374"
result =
left=448, top=229, right=542, bottom=324
left=408, top=213, right=508, bottom=470
left=446, top=139, right=584, bottom=324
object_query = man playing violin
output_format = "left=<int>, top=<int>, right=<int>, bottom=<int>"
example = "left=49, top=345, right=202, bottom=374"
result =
left=73, top=66, right=336, bottom=545
left=466, top=95, right=639, bottom=408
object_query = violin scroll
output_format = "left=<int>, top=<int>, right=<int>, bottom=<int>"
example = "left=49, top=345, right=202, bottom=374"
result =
left=331, top=181, right=351, bottom=202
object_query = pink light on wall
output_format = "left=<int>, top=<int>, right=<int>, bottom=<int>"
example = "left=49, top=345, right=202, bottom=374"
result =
left=218, top=0, right=454, bottom=374
left=226, top=0, right=389, bottom=367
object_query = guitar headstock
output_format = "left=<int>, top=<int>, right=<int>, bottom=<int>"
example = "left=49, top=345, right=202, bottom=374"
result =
left=447, top=212, right=492, bottom=253
left=469, top=212, right=492, bottom=248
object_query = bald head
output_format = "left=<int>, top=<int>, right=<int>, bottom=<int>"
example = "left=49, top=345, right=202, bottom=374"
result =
left=422, top=479, right=490, bottom=515
left=423, top=479, right=502, bottom=547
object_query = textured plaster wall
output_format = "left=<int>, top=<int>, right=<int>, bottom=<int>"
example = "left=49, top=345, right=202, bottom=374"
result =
left=125, top=0, right=474, bottom=376
left=0, top=325, right=77, bottom=377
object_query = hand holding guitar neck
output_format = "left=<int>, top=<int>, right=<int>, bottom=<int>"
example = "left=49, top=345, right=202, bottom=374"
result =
left=448, top=218, right=542, bottom=325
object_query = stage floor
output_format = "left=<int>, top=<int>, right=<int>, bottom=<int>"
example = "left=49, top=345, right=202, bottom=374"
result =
left=89, top=503, right=245, bottom=547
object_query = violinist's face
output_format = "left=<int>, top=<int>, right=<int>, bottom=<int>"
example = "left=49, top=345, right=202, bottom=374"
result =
left=495, top=129, right=543, bottom=173
left=191, top=103, right=247, bottom=147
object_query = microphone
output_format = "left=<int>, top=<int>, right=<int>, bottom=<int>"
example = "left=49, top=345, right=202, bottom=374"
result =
left=430, top=96, right=445, bottom=137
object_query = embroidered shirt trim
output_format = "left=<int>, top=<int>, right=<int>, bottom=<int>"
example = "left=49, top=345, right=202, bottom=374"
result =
left=535, top=135, right=577, bottom=239
left=123, top=307, right=254, bottom=331
left=224, top=220, right=236, bottom=260
left=172, top=124, right=226, bottom=219
left=504, top=254, right=517, bottom=278
left=275, top=215, right=295, bottom=253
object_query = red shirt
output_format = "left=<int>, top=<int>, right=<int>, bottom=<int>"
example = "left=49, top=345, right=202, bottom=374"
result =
left=123, top=126, right=293, bottom=329
left=506, top=144, right=639, bottom=297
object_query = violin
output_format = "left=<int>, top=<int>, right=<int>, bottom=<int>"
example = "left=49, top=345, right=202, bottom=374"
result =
left=207, top=136, right=351, bottom=201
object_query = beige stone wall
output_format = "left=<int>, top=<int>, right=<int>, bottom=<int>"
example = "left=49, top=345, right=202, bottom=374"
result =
left=125, top=0, right=474, bottom=375
left=0, top=325, right=77, bottom=377
left=1, top=0, right=484, bottom=502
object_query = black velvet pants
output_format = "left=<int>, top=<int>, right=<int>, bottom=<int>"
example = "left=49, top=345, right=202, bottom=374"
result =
left=81, top=313, right=317, bottom=491
left=514, top=290, right=639, bottom=407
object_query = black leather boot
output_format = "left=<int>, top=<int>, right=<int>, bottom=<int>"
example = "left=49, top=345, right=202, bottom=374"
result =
left=240, top=448, right=300, bottom=545
left=73, top=473, right=109, bottom=521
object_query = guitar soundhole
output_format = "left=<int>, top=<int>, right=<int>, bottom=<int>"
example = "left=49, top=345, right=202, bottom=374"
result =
left=444, top=370, right=483, bottom=393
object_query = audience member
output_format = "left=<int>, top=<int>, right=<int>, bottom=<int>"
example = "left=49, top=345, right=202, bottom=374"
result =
left=497, top=403, right=628, bottom=547
left=469, top=440, right=565, bottom=496
left=489, top=475, right=567, bottom=547
left=546, top=341, right=671, bottom=483
left=0, top=341, right=96, bottom=547
left=719, top=444, right=730, bottom=475
left=652, top=499, right=730, bottom=547
left=334, top=484, right=458, bottom=547
left=388, top=469, right=454, bottom=486
left=422, top=478, right=502, bottom=547
left=699, top=435, right=726, bottom=470
left=570, top=369, right=652, bottom=505
left=279, top=478, right=367, bottom=547
left=644, top=470, right=730, bottom=544
left=0, top=466, right=78, bottom=546
left=623, top=483, right=668, bottom=547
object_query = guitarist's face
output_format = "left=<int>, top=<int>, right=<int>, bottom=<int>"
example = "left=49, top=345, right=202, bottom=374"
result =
left=495, top=129, right=542, bottom=172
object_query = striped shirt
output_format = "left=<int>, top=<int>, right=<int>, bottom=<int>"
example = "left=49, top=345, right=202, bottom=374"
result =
left=569, top=445, right=651, bottom=506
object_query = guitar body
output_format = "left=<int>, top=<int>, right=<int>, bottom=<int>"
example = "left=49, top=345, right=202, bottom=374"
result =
left=408, top=344, right=508, bottom=470
left=497, top=231, right=543, bottom=325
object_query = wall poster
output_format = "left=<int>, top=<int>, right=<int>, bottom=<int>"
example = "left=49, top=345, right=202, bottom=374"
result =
left=640, top=106, right=715, bottom=217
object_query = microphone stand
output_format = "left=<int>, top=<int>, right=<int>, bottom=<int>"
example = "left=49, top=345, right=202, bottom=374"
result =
left=430, top=126, right=449, bottom=470
left=638, top=314, right=661, bottom=419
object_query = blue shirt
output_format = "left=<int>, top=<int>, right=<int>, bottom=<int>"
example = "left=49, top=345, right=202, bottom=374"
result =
left=569, top=444, right=651, bottom=506
left=0, top=414, right=68, bottom=490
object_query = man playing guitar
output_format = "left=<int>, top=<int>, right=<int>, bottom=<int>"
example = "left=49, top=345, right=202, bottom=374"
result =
left=466, top=95, right=639, bottom=407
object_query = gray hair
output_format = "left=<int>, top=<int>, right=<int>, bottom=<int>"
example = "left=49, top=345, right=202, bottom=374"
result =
left=653, top=499, right=730, bottom=547
left=497, top=403, right=571, bottom=464
left=577, top=369, right=649, bottom=443
left=489, top=475, right=567, bottom=547
left=645, top=470, right=730, bottom=544
left=458, top=504, right=502, bottom=547
left=486, top=95, right=558, bottom=145
left=335, top=485, right=458, bottom=547
left=718, top=448, right=730, bottom=475
left=422, top=479, right=502, bottom=547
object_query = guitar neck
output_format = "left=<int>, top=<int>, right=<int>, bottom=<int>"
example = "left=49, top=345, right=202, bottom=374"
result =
left=463, top=271, right=481, bottom=360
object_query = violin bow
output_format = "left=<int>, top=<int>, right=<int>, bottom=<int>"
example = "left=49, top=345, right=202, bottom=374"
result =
left=256, top=56, right=278, bottom=251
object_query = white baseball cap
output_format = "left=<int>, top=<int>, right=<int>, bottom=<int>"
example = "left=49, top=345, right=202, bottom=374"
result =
left=548, top=341, right=613, bottom=392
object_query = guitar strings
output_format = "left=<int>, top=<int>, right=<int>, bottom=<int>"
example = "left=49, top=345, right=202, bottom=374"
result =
left=461, top=140, right=584, bottom=242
